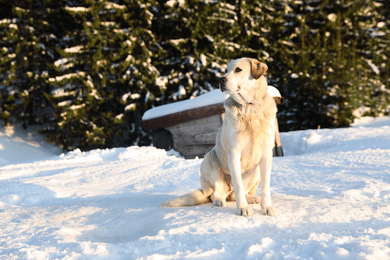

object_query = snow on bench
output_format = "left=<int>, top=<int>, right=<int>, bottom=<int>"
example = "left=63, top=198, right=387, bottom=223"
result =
left=142, top=86, right=281, bottom=121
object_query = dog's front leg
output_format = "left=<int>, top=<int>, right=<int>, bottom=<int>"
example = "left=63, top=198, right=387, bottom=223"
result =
left=259, top=153, right=276, bottom=216
left=228, top=150, right=253, bottom=217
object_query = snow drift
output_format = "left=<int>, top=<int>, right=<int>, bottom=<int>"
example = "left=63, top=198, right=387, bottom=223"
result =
left=0, top=117, right=389, bottom=259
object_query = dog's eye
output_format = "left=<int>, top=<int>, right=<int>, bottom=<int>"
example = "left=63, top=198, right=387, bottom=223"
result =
left=235, top=67, right=242, bottom=73
left=224, top=69, right=228, bottom=73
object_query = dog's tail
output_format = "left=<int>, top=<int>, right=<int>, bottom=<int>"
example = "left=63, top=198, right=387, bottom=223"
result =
left=160, top=189, right=210, bottom=207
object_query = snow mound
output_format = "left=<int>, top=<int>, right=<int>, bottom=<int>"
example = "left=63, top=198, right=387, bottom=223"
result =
left=0, top=117, right=389, bottom=259
left=0, top=125, right=62, bottom=165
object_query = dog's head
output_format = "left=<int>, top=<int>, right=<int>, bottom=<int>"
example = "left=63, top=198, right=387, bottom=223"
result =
left=219, top=58, right=268, bottom=104
left=219, top=58, right=267, bottom=93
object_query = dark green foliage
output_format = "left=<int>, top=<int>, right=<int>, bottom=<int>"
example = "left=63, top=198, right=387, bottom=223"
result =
left=0, top=1, right=62, bottom=127
left=0, top=0, right=389, bottom=151
left=44, top=0, right=160, bottom=150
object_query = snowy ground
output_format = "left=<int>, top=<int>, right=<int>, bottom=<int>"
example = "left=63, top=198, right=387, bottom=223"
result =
left=0, top=125, right=62, bottom=165
left=0, top=117, right=390, bottom=259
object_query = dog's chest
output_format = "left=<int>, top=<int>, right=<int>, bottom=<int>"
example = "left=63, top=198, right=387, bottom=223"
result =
left=233, top=107, right=275, bottom=166
left=240, top=115, right=272, bottom=148
left=220, top=97, right=276, bottom=169
left=236, top=107, right=274, bottom=138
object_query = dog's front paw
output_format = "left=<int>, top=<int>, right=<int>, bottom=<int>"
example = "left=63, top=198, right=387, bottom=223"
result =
left=238, top=207, right=254, bottom=217
left=261, top=205, right=276, bottom=216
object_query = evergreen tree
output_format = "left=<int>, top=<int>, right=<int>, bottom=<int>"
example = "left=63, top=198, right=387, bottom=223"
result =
left=0, top=0, right=61, bottom=127
left=323, top=0, right=389, bottom=124
left=286, top=0, right=339, bottom=129
left=152, top=0, right=225, bottom=103
left=0, top=0, right=389, bottom=151
left=371, top=0, right=390, bottom=116
left=45, top=0, right=160, bottom=150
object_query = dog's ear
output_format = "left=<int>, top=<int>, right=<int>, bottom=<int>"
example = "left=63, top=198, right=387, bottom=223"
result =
left=250, top=59, right=268, bottom=79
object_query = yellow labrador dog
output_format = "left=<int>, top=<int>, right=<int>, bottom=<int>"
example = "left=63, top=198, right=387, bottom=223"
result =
left=161, top=57, right=277, bottom=217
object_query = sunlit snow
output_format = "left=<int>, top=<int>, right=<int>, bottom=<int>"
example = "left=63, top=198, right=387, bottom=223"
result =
left=0, top=117, right=389, bottom=259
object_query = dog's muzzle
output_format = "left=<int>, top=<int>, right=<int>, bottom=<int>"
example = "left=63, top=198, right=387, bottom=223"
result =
left=219, top=76, right=227, bottom=92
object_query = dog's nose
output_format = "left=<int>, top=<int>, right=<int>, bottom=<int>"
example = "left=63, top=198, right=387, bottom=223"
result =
left=219, top=77, right=227, bottom=91
left=219, top=77, right=227, bottom=84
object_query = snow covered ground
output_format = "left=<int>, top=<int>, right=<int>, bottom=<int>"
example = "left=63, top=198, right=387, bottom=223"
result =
left=0, top=125, right=62, bottom=165
left=0, top=117, right=390, bottom=259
